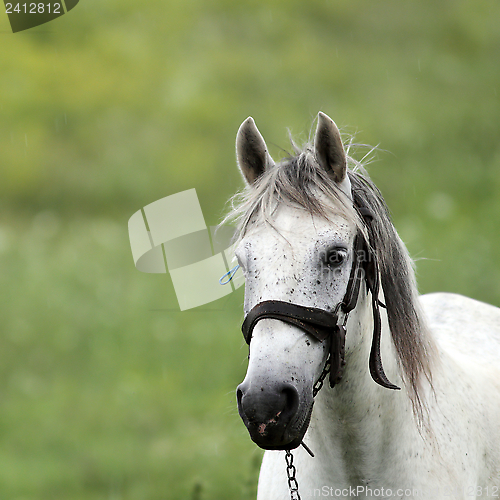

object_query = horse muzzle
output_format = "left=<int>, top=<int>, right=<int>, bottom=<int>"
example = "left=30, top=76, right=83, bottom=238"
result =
left=236, top=379, right=313, bottom=450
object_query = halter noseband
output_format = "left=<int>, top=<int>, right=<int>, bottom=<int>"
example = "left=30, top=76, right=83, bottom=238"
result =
left=241, top=193, right=400, bottom=392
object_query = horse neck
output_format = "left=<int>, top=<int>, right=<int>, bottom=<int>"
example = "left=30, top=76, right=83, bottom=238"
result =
left=308, top=286, right=419, bottom=479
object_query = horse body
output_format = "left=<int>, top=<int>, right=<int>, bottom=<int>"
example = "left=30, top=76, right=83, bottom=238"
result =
left=257, top=292, right=500, bottom=499
left=228, top=112, right=500, bottom=499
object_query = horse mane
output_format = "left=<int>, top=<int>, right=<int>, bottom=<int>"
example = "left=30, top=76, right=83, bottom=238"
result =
left=223, top=139, right=437, bottom=423
left=347, top=169, right=437, bottom=423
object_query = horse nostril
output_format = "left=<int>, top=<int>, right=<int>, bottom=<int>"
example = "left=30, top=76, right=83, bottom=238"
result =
left=236, top=386, right=244, bottom=408
left=280, top=384, right=300, bottom=421
left=237, top=382, right=251, bottom=419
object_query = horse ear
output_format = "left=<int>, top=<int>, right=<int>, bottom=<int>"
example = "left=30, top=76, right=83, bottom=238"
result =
left=314, top=112, right=346, bottom=183
left=236, top=117, right=275, bottom=186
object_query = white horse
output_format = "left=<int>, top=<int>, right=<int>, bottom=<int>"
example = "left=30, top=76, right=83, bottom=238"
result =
left=227, top=112, right=500, bottom=499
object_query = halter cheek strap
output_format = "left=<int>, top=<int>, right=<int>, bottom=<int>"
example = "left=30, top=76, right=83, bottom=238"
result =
left=356, top=202, right=400, bottom=391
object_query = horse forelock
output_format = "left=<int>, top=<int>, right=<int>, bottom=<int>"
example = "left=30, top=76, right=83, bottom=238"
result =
left=223, top=141, right=364, bottom=240
left=223, top=140, right=436, bottom=425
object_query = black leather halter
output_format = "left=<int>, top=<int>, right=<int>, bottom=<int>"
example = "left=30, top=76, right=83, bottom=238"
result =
left=241, top=193, right=400, bottom=392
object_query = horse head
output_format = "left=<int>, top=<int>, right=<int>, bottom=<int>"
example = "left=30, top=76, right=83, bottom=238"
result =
left=234, top=112, right=382, bottom=450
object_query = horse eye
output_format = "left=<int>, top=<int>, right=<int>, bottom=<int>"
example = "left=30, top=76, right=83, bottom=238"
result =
left=323, top=247, right=347, bottom=267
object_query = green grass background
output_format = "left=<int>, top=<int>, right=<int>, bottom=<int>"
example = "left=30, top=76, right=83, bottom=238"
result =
left=1, top=0, right=499, bottom=498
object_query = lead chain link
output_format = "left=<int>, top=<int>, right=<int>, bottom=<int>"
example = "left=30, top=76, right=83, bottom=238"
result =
left=313, top=355, right=330, bottom=397
left=312, top=311, right=349, bottom=398
left=285, top=450, right=301, bottom=500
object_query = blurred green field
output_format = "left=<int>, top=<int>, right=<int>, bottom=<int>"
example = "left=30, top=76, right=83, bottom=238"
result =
left=1, top=0, right=499, bottom=498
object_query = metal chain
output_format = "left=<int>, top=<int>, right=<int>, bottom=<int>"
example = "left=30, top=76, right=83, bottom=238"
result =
left=285, top=450, right=301, bottom=500
left=312, top=311, right=349, bottom=398
left=312, top=355, right=331, bottom=397
left=284, top=358, right=329, bottom=500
